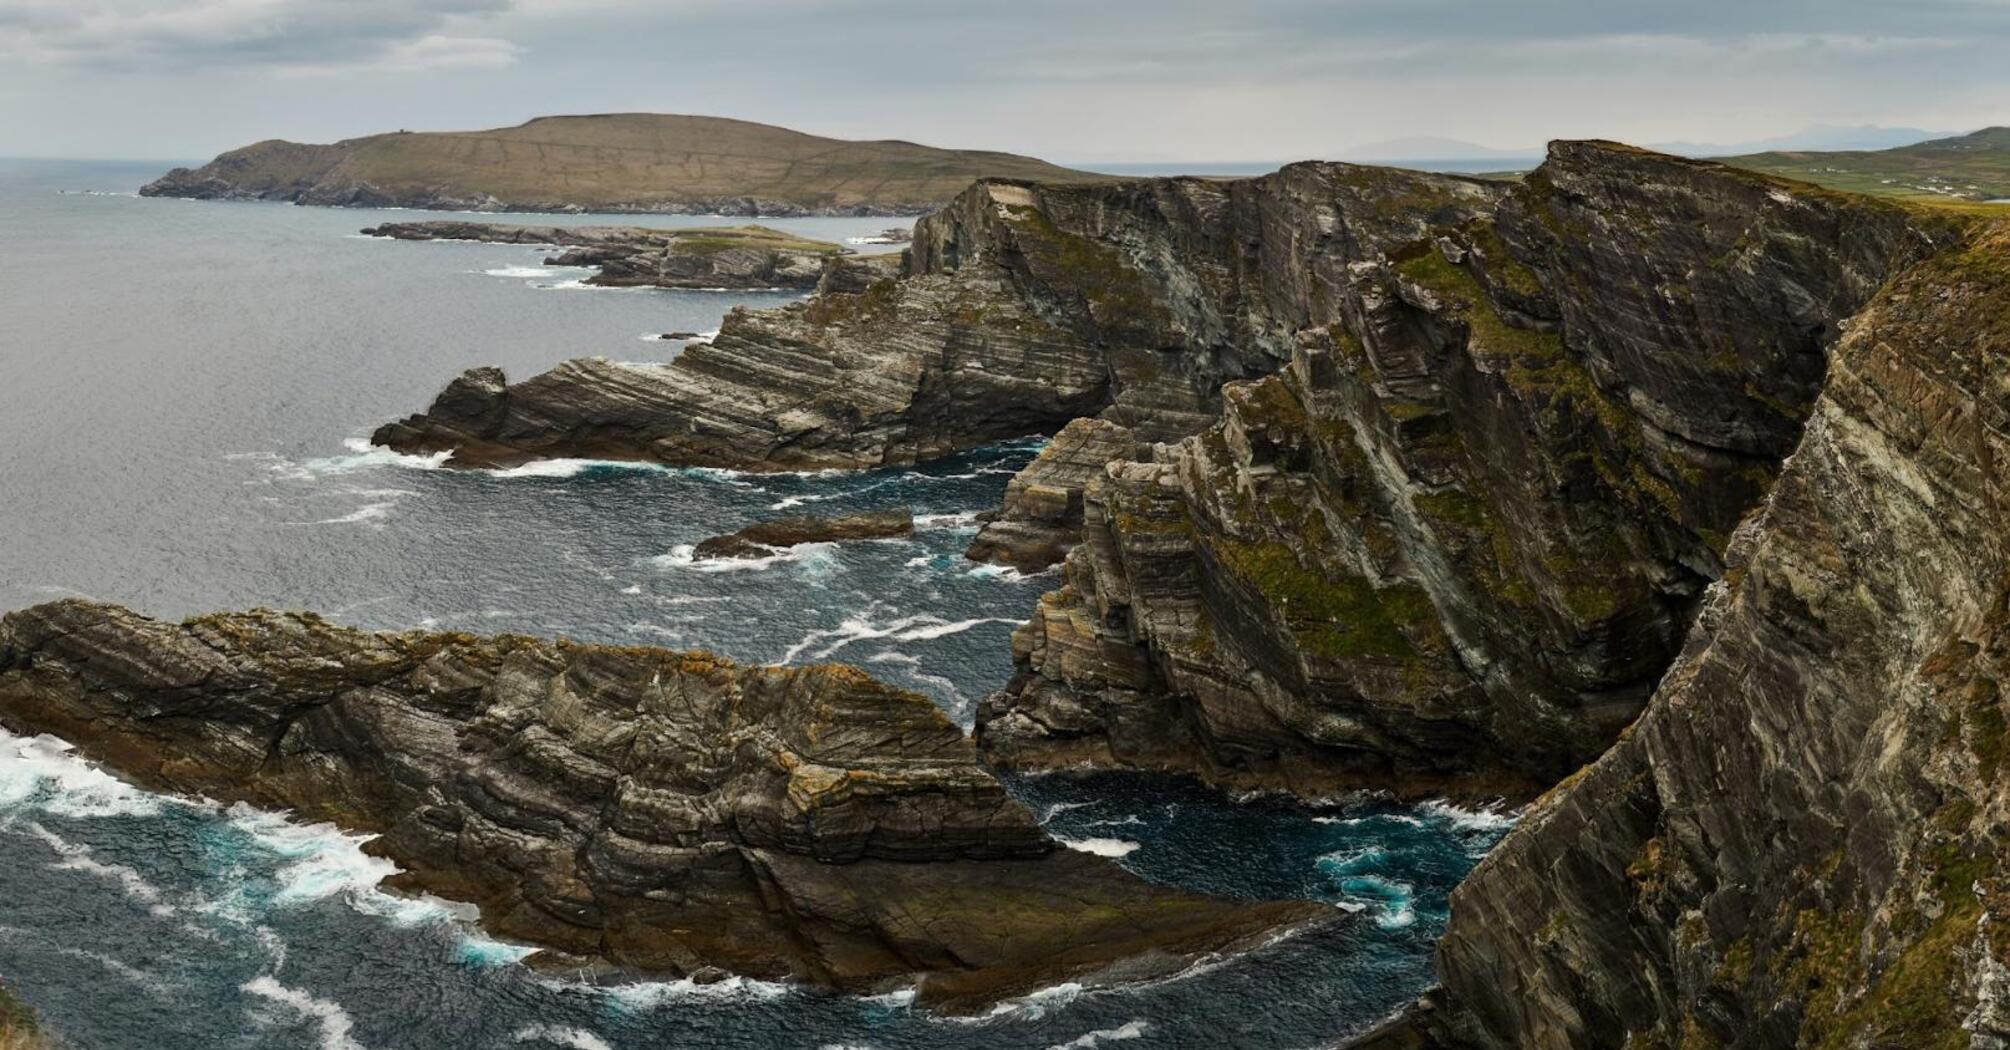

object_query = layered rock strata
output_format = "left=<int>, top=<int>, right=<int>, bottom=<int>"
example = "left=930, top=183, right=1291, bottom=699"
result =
left=694, top=510, right=915, bottom=559
left=1349, top=221, right=2010, bottom=1049
left=372, top=164, right=1500, bottom=470
left=0, top=600, right=1321, bottom=1012
left=361, top=221, right=845, bottom=290
left=966, top=418, right=1145, bottom=572
left=977, top=143, right=1965, bottom=797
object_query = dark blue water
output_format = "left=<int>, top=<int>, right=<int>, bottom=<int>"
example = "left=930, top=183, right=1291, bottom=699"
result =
left=0, top=158, right=1508, bottom=1049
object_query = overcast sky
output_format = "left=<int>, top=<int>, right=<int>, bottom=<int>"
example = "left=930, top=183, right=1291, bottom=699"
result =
left=2, top=0, right=2006, bottom=163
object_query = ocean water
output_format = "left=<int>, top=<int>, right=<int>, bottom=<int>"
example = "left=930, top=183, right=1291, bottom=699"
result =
left=0, top=158, right=1509, bottom=1049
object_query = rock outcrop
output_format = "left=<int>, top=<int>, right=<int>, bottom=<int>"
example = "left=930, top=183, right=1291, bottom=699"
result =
left=373, top=163, right=1500, bottom=470
left=0, top=979, right=48, bottom=1050
left=361, top=221, right=844, bottom=290
left=977, top=143, right=1965, bottom=798
left=139, top=114, right=1105, bottom=216
left=966, top=418, right=1145, bottom=573
left=0, top=600, right=1322, bottom=1012
left=1348, top=221, right=2010, bottom=1048
left=693, top=510, right=915, bottom=559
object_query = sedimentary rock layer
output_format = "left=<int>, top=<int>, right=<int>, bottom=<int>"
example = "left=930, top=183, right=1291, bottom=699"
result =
left=373, top=163, right=1499, bottom=470
left=139, top=113, right=1105, bottom=216
left=1349, top=222, right=2010, bottom=1049
left=361, top=221, right=844, bottom=290
left=965, top=417, right=1145, bottom=572
left=0, top=600, right=1320, bottom=1012
left=977, top=143, right=1964, bottom=797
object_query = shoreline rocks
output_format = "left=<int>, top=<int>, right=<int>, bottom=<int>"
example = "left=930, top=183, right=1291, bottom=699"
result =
left=693, top=510, right=915, bottom=559
left=372, top=163, right=1499, bottom=472
left=361, top=221, right=844, bottom=291
left=0, top=600, right=1324, bottom=1012
left=965, top=419, right=1144, bottom=573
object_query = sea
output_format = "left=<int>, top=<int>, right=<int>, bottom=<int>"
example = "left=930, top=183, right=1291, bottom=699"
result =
left=0, top=158, right=1511, bottom=1050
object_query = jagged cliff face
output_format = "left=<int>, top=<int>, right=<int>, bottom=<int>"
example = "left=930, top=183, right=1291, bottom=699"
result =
left=977, top=144, right=1962, bottom=795
left=1364, top=222, right=2010, bottom=1049
left=373, top=164, right=1497, bottom=470
left=0, top=600, right=1319, bottom=1012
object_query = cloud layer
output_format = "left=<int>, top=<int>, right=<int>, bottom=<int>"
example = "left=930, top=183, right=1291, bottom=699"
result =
left=0, top=0, right=516, bottom=71
left=0, top=0, right=2005, bottom=161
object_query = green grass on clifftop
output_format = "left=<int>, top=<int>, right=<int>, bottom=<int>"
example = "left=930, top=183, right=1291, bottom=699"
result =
left=1723, top=127, right=2010, bottom=203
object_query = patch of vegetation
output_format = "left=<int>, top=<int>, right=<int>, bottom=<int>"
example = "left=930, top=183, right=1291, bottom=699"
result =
left=1002, top=205, right=1171, bottom=335
left=805, top=278, right=900, bottom=328
left=1212, top=536, right=1437, bottom=661
left=669, top=225, right=846, bottom=256
left=1723, top=128, right=2010, bottom=203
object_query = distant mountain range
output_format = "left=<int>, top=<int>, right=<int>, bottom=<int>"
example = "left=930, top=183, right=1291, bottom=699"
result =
left=138, top=113, right=1104, bottom=216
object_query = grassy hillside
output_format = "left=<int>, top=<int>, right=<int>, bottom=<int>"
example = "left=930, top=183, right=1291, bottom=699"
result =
left=146, top=113, right=1108, bottom=214
left=1723, top=127, right=2010, bottom=201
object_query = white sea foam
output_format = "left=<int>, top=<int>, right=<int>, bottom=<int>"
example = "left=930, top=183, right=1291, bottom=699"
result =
left=965, top=563, right=1057, bottom=583
left=902, top=554, right=933, bottom=568
left=594, top=974, right=794, bottom=1008
left=866, top=650, right=921, bottom=666
left=651, top=541, right=835, bottom=574
left=1048, top=1021, right=1151, bottom=1049
left=482, top=265, right=569, bottom=279
left=1054, top=836, right=1141, bottom=859
left=224, top=803, right=444, bottom=925
left=28, top=822, right=177, bottom=917
left=979, top=981, right=1082, bottom=1020
left=777, top=607, right=1023, bottom=663
left=276, top=438, right=450, bottom=479
left=0, top=729, right=167, bottom=818
left=913, top=511, right=982, bottom=530
left=1418, top=798, right=1519, bottom=834
left=242, top=976, right=371, bottom=1050
left=512, top=1025, right=615, bottom=1050
left=485, top=457, right=666, bottom=479
left=285, top=500, right=399, bottom=527
left=1039, top=800, right=1094, bottom=821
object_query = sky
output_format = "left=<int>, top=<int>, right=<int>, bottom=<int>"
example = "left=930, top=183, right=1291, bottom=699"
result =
left=1, top=0, right=2007, bottom=163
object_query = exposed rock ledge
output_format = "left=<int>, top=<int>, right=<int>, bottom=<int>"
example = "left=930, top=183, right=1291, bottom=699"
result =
left=1346, top=223, right=2010, bottom=1049
left=0, top=600, right=1322, bottom=1012
left=361, top=221, right=845, bottom=291
left=371, top=163, right=1500, bottom=471
left=694, top=510, right=914, bottom=559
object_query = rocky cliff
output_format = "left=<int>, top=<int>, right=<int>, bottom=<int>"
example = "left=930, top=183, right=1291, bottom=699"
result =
left=361, top=221, right=845, bottom=290
left=0, top=600, right=1320, bottom=1012
left=372, top=163, right=1499, bottom=470
left=976, top=143, right=1964, bottom=797
left=1348, top=220, right=2010, bottom=1049
left=139, top=113, right=1104, bottom=216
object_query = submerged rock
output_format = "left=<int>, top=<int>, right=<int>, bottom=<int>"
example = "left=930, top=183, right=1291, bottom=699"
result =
left=1347, top=222, right=2010, bottom=1048
left=693, top=510, right=915, bottom=559
left=372, top=164, right=1499, bottom=471
left=360, top=221, right=844, bottom=290
left=0, top=979, right=48, bottom=1048
left=0, top=600, right=1323, bottom=1012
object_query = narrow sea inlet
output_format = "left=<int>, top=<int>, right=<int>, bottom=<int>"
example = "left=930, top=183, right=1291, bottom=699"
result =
left=0, top=159, right=1506, bottom=1049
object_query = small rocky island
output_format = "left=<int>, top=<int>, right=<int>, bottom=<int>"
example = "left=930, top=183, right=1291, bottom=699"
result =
left=693, top=510, right=915, bottom=559
left=361, top=220, right=847, bottom=290
left=0, top=600, right=1321, bottom=1012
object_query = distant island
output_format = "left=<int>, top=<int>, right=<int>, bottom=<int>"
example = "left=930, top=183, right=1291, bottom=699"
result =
left=139, top=113, right=1107, bottom=216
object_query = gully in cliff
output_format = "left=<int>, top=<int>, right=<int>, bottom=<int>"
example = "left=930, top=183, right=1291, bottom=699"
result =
left=0, top=599, right=1324, bottom=1014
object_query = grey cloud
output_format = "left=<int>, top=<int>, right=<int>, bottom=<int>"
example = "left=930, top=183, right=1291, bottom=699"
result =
left=0, top=0, right=513, bottom=69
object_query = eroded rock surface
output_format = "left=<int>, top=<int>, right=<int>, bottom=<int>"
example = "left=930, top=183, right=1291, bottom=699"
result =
left=977, top=143, right=1964, bottom=797
left=694, top=510, right=915, bottom=559
left=361, top=220, right=843, bottom=290
left=966, top=418, right=1145, bottom=573
left=1349, top=222, right=2010, bottom=1049
left=0, top=600, right=1321, bottom=1012
left=372, top=164, right=1499, bottom=470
